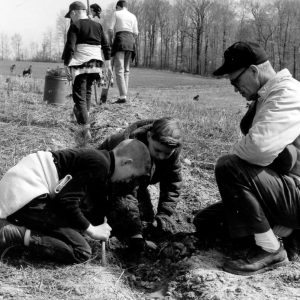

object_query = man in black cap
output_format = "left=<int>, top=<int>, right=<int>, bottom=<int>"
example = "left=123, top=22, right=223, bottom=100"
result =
left=194, top=41, right=300, bottom=275
left=62, top=1, right=112, bottom=141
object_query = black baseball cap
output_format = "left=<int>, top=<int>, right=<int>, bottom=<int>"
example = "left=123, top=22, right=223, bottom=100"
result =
left=65, top=1, right=86, bottom=18
left=213, top=41, right=268, bottom=76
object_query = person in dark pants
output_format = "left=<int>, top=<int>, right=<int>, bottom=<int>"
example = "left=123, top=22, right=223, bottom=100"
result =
left=0, top=139, right=151, bottom=264
left=194, top=41, right=300, bottom=275
left=62, top=1, right=112, bottom=140
left=97, top=117, right=182, bottom=246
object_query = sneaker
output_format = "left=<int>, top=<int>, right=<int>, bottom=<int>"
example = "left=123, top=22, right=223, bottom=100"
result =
left=115, top=98, right=126, bottom=104
left=0, top=219, right=26, bottom=247
left=223, top=243, right=289, bottom=276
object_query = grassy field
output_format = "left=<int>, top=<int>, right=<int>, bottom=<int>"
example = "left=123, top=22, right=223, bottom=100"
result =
left=0, top=64, right=253, bottom=299
left=0, top=60, right=64, bottom=79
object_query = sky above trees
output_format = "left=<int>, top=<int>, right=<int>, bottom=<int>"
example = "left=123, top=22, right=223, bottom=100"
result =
left=0, top=0, right=111, bottom=48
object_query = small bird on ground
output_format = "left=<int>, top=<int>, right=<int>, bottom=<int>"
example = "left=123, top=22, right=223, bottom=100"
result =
left=193, top=95, right=199, bottom=101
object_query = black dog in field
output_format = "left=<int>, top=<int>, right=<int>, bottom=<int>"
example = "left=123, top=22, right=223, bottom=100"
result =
left=10, top=64, right=16, bottom=73
left=23, top=65, right=32, bottom=77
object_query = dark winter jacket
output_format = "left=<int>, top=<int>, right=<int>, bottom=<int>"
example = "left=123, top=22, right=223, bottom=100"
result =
left=62, top=18, right=111, bottom=66
left=50, top=148, right=114, bottom=230
left=8, top=148, right=144, bottom=239
left=98, top=120, right=182, bottom=217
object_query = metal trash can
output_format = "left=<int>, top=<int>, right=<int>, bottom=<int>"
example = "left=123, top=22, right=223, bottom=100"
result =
left=43, top=69, right=70, bottom=105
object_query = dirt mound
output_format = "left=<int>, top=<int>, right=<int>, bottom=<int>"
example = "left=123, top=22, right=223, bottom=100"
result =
left=90, top=97, right=300, bottom=300
left=1, top=75, right=300, bottom=300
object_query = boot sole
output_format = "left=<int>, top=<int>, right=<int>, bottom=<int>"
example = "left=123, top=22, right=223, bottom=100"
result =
left=223, top=257, right=289, bottom=276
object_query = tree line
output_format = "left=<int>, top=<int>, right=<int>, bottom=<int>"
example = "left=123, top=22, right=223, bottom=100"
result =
left=121, top=0, right=300, bottom=78
left=2, top=0, right=300, bottom=79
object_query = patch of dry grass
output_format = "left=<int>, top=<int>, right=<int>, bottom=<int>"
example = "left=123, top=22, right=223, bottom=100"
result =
left=0, top=69, right=248, bottom=299
left=0, top=77, right=76, bottom=175
left=0, top=253, right=139, bottom=299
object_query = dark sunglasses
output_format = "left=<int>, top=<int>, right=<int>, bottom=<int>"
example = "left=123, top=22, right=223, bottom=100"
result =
left=230, top=68, right=248, bottom=87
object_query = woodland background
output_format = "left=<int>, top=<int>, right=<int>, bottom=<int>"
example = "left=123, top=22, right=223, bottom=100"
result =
left=1, top=0, right=300, bottom=78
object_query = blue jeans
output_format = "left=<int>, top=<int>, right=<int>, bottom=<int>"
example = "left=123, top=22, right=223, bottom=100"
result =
left=8, top=196, right=92, bottom=264
left=114, top=51, right=132, bottom=99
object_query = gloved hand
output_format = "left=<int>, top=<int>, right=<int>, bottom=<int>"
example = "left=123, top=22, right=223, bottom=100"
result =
left=154, top=214, right=178, bottom=236
left=128, top=236, right=146, bottom=254
left=143, top=215, right=177, bottom=240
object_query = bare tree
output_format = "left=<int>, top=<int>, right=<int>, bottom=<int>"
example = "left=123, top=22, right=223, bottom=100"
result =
left=250, top=0, right=277, bottom=51
left=273, top=0, right=294, bottom=69
left=156, top=0, right=172, bottom=68
left=142, top=0, right=159, bottom=67
left=11, top=33, right=22, bottom=60
left=173, top=0, right=189, bottom=71
left=0, top=33, right=10, bottom=60
left=56, top=10, right=69, bottom=53
left=128, top=0, right=143, bottom=66
left=186, top=0, right=212, bottom=74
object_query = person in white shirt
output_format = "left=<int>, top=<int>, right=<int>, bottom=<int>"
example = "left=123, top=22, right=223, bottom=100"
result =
left=194, top=41, right=300, bottom=276
left=108, top=0, right=138, bottom=104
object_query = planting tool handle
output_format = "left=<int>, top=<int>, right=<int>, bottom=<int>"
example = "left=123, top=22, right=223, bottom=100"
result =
left=101, top=216, right=107, bottom=266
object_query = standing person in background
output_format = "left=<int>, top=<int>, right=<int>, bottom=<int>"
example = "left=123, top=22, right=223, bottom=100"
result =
left=90, top=3, right=102, bottom=24
left=62, top=1, right=112, bottom=141
left=108, top=0, right=138, bottom=104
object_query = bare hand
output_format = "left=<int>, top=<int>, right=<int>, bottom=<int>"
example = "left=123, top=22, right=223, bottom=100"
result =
left=64, top=66, right=72, bottom=81
left=104, top=60, right=113, bottom=78
left=85, top=223, right=112, bottom=241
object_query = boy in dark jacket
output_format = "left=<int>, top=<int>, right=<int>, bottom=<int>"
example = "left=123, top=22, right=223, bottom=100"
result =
left=97, top=117, right=182, bottom=246
left=0, top=139, right=151, bottom=264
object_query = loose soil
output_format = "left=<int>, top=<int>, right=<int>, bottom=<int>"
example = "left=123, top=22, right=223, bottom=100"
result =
left=0, top=71, right=300, bottom=299
left=89, top=96, right=300, bottom=300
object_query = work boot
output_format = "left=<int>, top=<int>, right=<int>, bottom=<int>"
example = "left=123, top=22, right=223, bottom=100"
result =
left=283, top=231, right=300, bottom=261
left=115, top=98, right=126, bottom=104
left=223, top=242, right=289, bottom=276
left=0, top=219, right=27, bottom=247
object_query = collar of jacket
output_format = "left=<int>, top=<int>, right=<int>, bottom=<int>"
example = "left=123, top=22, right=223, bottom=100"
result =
left=258, top=68, right=292, bottom=101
